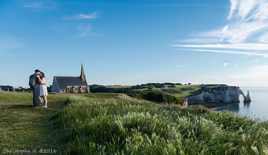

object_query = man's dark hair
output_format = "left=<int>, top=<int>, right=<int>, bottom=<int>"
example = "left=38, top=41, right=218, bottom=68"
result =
left=35, top=69, right=41, bottom=73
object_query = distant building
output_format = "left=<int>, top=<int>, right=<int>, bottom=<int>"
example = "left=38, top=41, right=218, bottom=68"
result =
left=0, top=85, right=14, bottom=91
left=51, top=65, right=89, bottom=93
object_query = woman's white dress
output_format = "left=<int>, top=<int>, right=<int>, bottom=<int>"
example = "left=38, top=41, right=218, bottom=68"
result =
left=39, top=78, right=48, bottom=96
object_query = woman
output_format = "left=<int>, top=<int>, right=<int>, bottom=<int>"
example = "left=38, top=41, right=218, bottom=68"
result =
left=36, top=72, right=48, bottom=108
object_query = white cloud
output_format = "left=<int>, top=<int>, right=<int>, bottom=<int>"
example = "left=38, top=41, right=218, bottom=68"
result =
left=174, top=43, right=268, bottom=51
left=77, top=12, right=97, bottom=20
left=23, top=0, right=56, bottom=10
left=23, top=2, right=43, bottom=9
left=227, top=0, right=238, bottom=20
left=174, top=0, right=268, bottom=57
left=65, top=12, right=98, bottom=20
left=64, top=12, right=98, bottom=37
left=228, top=0, right=260, bottom=20
left=178, top=48, right=268, bottom=57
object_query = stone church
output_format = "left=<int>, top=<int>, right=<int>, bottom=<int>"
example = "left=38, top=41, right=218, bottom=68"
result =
left=51, top=65, right=90, bottom=93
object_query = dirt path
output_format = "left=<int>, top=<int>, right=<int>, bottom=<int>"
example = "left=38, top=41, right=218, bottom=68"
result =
left=0, top=98, right=66, bottom=155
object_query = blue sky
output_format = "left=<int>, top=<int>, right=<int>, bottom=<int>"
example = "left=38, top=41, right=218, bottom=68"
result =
left=1, top=0, right=268, bottom=87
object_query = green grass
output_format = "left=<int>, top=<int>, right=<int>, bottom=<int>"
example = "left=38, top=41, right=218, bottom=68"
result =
left=128, top=85, right=201, bottom=105
left=90, top=83, right=201, bottom=104
left=1, top=92, right=268, bottom=155
left=0, top=92, right=70, bottom=154
left=172, top=85, right=201, bottom=100
left=54, top=95, right=268, bottom=155
left=0, top=92, right=125, bottom=155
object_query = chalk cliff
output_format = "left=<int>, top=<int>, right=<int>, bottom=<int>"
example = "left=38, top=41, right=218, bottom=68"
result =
left=186, top=85, right=247, bottom=106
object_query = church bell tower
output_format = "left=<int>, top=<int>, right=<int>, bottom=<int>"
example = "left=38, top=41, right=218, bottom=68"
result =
left=80, top=64, right=87, bottom=82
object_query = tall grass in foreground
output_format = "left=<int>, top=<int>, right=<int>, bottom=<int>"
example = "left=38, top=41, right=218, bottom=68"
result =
left=54, top=95, right=268, bottom=155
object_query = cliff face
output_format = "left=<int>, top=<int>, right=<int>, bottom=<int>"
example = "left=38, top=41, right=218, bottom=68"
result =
left=186, top=85, right=241, bottom=106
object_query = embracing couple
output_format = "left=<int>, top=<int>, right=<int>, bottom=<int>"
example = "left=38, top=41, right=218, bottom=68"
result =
left=29, top=69, right=48, bottom=108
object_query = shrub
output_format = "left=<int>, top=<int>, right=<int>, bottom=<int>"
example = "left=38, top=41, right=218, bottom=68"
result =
left=129, top=90, right=181, bottom=105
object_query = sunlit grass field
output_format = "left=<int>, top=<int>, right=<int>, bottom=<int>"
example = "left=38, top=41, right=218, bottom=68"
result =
left=0, top=92, right=69, bottom=154
left=0, top=92, right=268, bottom=155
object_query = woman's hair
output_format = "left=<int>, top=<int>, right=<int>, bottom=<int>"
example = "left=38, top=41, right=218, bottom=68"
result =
left=40, top=72, right=45, bottom=78
left=36, top=74, right=42, bottom=84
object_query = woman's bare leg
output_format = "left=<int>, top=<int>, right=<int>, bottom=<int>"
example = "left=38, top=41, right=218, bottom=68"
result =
left=43, top=96, right=48, bottom=108
left=40, top=96, right=47, bottom=108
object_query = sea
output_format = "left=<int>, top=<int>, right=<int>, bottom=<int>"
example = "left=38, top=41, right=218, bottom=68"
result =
left=218, top=87, right=268, bottom=121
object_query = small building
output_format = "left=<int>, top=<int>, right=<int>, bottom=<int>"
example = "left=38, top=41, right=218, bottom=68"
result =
left=51, top=65, right=89, bottom=93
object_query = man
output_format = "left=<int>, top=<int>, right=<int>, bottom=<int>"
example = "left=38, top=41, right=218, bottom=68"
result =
left=29, top=69, right=40, bottom=106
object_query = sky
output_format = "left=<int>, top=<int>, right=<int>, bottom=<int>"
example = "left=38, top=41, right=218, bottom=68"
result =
left=1, top=0, right=268, bottom=87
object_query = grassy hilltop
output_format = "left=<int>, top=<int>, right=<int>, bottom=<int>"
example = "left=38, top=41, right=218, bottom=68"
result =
left=90, top=83, right=200, bottom=104
left=0, top=92, right=268, bottom=155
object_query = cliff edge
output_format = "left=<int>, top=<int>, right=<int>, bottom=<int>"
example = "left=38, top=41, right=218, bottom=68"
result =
left=185, top=84, right=247, bottom=107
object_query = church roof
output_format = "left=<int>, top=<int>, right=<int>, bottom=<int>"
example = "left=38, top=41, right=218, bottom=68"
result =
left=54, top=76, right=88, bottom=90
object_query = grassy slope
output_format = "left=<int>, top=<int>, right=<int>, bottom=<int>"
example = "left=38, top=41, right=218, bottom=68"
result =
left=173, top=85, right=200, bottom=99
left=0, top=92, right=268, bottom=155
left=129, top=85, right=201, bottom=104
left=55, top=94, right=268, bottom=155
left=90, top=84, right=201, bottom=104
left=153, top=85, right=200, bottom=98
left=0, top=92, right=69, bottom=154
left=0, top=92, right=125, bottom=154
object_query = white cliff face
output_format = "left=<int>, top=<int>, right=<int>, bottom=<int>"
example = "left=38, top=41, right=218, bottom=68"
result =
left=225, top=87, right=241, bottom=103
left=187, top=85, right=241, bottom=106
